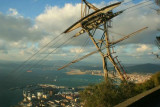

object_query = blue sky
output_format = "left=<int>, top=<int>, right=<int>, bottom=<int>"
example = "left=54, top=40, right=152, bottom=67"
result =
left=0, top=0, right=93, bottom=18
left=0, top=0, right=159, bottom=65
left=0, top=0, right=141, bottom=18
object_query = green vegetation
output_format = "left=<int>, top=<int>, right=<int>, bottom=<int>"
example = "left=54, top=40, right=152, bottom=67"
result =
left=80, top=72, right=160, bottom=107
left=151, top=72, right=160, bottom=86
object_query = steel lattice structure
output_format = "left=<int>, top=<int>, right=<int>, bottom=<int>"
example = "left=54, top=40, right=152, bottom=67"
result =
left=58, top=0, right=148, bottom=81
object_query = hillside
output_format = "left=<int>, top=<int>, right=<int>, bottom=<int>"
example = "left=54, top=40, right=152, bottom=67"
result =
left=126, top=63, right=160, bottom=74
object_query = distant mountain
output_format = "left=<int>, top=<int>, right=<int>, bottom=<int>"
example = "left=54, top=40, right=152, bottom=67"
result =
left=69, top=63, right=160, bottom=74
left=0, top=60, right=159, bottom=74
left=125, top=63, right=160, bottom=74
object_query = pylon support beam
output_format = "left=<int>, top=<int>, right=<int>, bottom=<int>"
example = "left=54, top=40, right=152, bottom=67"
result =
left=103, top=22, right=126, bottom=81
left=86, top=30, right=108, bottom=80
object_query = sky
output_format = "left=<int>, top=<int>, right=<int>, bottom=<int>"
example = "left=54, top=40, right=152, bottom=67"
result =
left=0, top=0, right=160, bottom=65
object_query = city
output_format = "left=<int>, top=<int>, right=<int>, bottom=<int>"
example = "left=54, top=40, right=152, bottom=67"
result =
left=16, top=84, right=83, bottom=107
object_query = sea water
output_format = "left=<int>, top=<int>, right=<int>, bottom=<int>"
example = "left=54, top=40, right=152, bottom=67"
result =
left=0, top=70, right=103, bottom=107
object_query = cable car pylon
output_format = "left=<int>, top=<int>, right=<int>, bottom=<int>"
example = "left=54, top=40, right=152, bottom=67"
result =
left=58, top=0, right=148, bottom=82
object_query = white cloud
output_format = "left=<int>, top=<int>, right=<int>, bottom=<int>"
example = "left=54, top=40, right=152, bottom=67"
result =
left=60, top=53, right=67, bottom=56
left=36, top=3, right=81, bottom=34
left=8, top=8, right=18, bottom=16
left=70, top=48, right=84, bottom=54
left=19, top=50, right=25, bottom=55
left=136, top=44, right=151, bottom=52
left=8, top=8, right=24, bottom=19
left=0, top=9, right=45, bottom=42
left=112, top=1, right=160, bottom=44
left=10, top=41, right=27, bottom=49
left=113, top=43, right=158, bottom=64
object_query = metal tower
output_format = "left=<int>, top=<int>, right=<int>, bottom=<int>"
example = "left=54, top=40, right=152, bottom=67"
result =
left=58, top=0, right=148, bottom=81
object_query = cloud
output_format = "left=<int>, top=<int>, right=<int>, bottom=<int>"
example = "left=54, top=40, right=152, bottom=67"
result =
left=8, top=8, right=19, bottom=16
left=36, top=3, right=81, bottom=34
left=19, top=50, right=25, bottom=55
left=136, top=44, right=151, bottom=52
left=35, top=1, right=160, bottom=48
left=0, top=40, right=9, bottom=54
left=113, top=43, right=159, bottom=64
left=115, top=43, right=153, bottom=57
left=9, top=41, right=27, bottom=49
left=70, top=47, right=84, bottom=54
left=0, top=10, right=45, bottom=42
left=34, top=2, right=111, bottom=47
left=112, top=1, right=160, bottom=44
left=0, top=1, right=159, bottom=64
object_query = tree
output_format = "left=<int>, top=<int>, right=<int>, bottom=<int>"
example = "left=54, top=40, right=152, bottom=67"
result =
left=80, top=72, right=160, bottom=107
